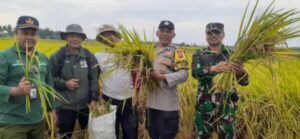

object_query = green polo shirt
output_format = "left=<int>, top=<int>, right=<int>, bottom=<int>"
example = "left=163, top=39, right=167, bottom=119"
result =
left=0, top=44, right=54, bottom=125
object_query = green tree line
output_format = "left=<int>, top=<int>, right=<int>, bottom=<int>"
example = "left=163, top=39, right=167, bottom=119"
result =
left=0, top=24, right=60, bottom=39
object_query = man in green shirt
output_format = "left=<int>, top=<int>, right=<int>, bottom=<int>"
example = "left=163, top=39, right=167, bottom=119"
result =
left=0, top=16, right=56, bottom=139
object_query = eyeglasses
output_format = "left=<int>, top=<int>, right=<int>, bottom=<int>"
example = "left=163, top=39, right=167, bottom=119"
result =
left=206, top=30, right=222, bottom=35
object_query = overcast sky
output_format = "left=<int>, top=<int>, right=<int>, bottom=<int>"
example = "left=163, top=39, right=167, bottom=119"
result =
left=0, top=0, right=299, bottom=46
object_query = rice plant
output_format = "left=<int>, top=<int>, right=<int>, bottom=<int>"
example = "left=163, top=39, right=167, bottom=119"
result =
left=1, top=38, right=300, bottom=139
left=97, top=25, right=159, bottom=106
left=15, top=41, right=68, bottom=139
left=173, top=50, right=197, bottom=139
left=89, top=99, right=112, bottom=118
left=236, top=57, right=300, bottom=138
left=212, top=0, right=300, bottom=94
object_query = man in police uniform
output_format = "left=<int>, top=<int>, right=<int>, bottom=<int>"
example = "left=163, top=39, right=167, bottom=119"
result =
left=146, top=20, right=189, bottom=139
left=192, top=22, right=249, bottom=139
left=0, top=15, right=56, bottom=139
left=50, top=24, right=99, bottom=139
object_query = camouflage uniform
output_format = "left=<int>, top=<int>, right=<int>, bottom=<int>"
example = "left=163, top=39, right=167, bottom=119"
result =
left=192, top=45, right=249, bottom=139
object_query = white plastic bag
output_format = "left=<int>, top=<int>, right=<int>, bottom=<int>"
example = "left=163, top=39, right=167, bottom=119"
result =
left=88, top=105, right=117, bottom=139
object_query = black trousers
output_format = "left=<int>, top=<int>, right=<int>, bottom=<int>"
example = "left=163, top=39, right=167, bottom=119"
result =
left=146, top=108, right=179, bottom=139
left=103, top=94, right=138, bottom=139
left=57, top=108, right=89, bottom=139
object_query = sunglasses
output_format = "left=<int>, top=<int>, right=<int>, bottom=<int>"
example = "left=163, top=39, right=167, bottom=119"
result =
left=206, top=30, right=222, bottom=35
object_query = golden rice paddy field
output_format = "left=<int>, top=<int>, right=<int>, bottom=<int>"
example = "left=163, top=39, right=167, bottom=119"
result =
left=1, top=38, right=299, bottom=139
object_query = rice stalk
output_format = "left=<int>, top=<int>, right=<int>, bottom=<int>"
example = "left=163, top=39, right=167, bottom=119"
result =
left=212, top=0, right=300, bottom=93
left=97, top=25, right=159, bottom=103
left=15, top=41, right=68, bottom=139
left=236, top=57, right=300, bottom=138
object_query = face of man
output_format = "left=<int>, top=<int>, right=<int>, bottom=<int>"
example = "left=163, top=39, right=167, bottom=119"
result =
left=156, top=27, right=176, bottom=47
left=16, top=29, right=39, bottom=51
left=66, top=33, right=83, bottom=49
left=101, top=31, right=119, bottom=45
left=206, top=30, right=225, bottom=47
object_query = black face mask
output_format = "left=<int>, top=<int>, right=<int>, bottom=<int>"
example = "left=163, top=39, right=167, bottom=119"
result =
left=206, top=30, right=222, bottom=35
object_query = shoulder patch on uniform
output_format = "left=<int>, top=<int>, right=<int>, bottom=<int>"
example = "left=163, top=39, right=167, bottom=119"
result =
left=174, top=48, right=189, bottom=71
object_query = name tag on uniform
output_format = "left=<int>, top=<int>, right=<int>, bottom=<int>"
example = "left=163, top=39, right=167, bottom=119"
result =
left=80, top=60, right=88, bottom=68
left=12, top=60, right=24, bottom=66
left=39, top=62, right=47, bottom=66
left=30, top=86, right=37, bottom=99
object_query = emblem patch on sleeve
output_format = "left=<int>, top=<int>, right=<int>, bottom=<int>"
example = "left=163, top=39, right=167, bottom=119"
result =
left=174, top=48, right=189, bottom=71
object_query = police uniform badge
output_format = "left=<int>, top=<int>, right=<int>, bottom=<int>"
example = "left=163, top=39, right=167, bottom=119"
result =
left=164, top=21, right=170, bottom=25
left=157, top=57, right=172, bottom=73
left=164, top=51, right=172, bottom=57
left=25, top=18, right=34, bottom=25
left=160, top=59, right=171, bottom=66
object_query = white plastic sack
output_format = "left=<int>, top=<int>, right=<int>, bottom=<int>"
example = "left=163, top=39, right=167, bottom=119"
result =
left=88, top=105, right=117, bottom=139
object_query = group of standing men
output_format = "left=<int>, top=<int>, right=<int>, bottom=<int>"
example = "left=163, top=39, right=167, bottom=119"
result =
left=0, top=15, right=248, bottom=139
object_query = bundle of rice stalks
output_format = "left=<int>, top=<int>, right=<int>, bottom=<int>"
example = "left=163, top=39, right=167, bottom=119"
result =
left=16, top=41, right=67, bottom=139
left=89, top=99, right=112, bottom=118
left=212, top=0, right=300, bottom=93
left=98, top=25, right=159, bottom=96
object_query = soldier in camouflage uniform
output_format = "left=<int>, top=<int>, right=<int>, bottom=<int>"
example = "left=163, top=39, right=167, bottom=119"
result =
left=192, top=22, right=249, bottom=139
